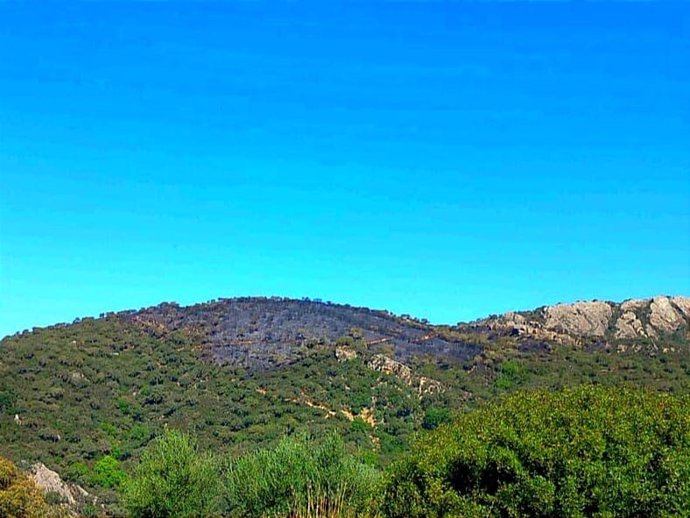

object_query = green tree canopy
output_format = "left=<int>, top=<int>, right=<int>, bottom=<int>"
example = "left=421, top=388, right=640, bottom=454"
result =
left=381, top=386, right=690, bottom=518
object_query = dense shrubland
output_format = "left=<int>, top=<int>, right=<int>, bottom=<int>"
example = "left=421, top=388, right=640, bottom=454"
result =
left=122, top=431, right=220, bottom=518
left=112, top=386, right=690, bottom=518
left=3, top=311, right=690, bottom=495
left=223, top=433, right=378, bottom=518
left=381, top=386, right=690, bottom=518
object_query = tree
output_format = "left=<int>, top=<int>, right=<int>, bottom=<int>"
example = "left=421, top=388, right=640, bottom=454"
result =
left=381, top=386, right=690, bottom=518
left=121, top=430, right=221, bottom=518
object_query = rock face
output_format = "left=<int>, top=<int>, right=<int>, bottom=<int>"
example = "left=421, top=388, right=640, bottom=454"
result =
left=615, top=311, right=645, bottom=339
left=673, top=297, right=690, bottom=320
left=648, top=296, right=684, bottom=334
left=29, top=462, right=89, bottom=507
left=621, top=299, right=647, bottom=312
left=368, top=354, right=413, bottom=384
left=545, top=301, right=613, bottom=337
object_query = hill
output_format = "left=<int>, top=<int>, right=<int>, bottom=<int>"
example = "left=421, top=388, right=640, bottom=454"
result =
left=1, top=295, right=689, bottom=512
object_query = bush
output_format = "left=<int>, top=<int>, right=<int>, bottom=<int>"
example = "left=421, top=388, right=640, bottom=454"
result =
left=91, top=455, right=126, bottom=489
left=0, top=456, right=50, bottom=518
left=421, top=407, right=451, bottom=430
left=223, top=432, right=380, bottom=518
left=381, top=386, right=690, bottom=518
left=494, top=359, right=528, bottom=391
left=121, top=430, right=221, bottom=518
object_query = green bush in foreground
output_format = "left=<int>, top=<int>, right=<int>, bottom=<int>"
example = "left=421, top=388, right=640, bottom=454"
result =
left=381, top=386, right=690, bottom=518
left=122, top=430, right=221, bottom=518
left=122, top=429, right=378, bottom=518
left=223, top=432, right=380, bottom=518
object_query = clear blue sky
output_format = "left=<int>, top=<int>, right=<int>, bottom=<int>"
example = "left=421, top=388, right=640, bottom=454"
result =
left=1, top=2, right=689, bottom=337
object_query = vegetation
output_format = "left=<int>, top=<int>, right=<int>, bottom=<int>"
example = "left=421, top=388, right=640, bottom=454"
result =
left=0, top=311, right=466, bottom=488
left=380, top=386, right=690, bottom=518
left=118, top=387, right=690, bottom=517
left=123, top=430, right=220, bottom=518
left=119, top=430, right=378, bottom=518
left=223, top=433, right=379, bottom=518
left=0, top=456, right=65, bottom=518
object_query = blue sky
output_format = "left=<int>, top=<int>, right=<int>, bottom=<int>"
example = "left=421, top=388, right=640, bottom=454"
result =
left=1, top=2, right=689, bottom=337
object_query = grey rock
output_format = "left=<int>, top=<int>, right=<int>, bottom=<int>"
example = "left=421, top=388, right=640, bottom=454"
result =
left=649, top=296, right=683, bottom=333
left=544, top=301, right=613, bottom=337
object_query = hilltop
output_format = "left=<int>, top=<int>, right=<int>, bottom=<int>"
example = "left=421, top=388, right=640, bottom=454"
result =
left=121, top=297, right=480, bottom=369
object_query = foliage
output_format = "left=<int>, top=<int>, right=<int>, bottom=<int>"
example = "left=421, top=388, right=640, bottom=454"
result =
left=0, top=387, right=18, bottom=414
left=493, top=359, right=527, bottom=391
left=0, top=456, right=50, bottom=518
left=91, top=455, right=126, bottom=489
left=223, top=432, right=380, bottom=518
left=421, top=407, right=451, bottom=430
left=381, top=386, right=690, bottom=518
left=122, top=430, right=221, bottom=518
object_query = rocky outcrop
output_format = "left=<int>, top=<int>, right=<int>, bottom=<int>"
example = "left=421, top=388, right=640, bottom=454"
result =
left=367, top=354, right=444, bottom=395
left=418, top=376, right=444, bottom=395
left=29, top=463, right=90, bottom=508
left=544, top=301, right=613, bottom=337
left=621, top=299, right=647, bottom=312
left=672, top=297, right=690, bottom=320
left=335, top=347, right=358, bottom=362
left=648, top=296, right=684, bottom=334
left=473, top=312, right=574, bottom=345
left=615, top=311, right=645, bottom=339
left=464, top=296, right=689, bottom=350
left=368, top=354, right=413, bottom=384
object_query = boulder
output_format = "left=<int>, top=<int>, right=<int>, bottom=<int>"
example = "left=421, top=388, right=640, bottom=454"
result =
left=29, top=463, right=89, bottom=508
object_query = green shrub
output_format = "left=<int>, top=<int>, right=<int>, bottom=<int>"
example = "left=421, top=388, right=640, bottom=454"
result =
left=121, top=430, right=221, bottom=518
left=494, top=359, right=528, bottom=391
left=223, top=432, right=380, bottom=518
left=64, top=462, right=89, bottom=484
left=381, top=386, right=690, bottom=518
left=421, top=407, right=451, bottom=430
left=91, top=455, right=126, bottom=489
left=351, top=417, right=371, bottom=433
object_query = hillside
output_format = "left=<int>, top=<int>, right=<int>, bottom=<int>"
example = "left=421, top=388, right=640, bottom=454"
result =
left=1, top=295, right=689, bottom=512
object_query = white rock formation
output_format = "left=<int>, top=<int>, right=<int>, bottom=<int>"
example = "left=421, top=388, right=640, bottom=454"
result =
left=30, top=463, right=89, bottom=507
left=544, top=301, right=613, bottom=337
